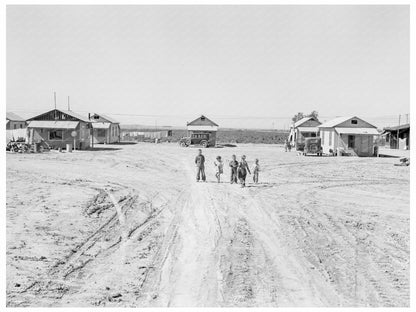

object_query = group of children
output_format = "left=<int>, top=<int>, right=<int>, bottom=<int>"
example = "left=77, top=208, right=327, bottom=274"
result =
left=195, top=149, right=260, bottom=187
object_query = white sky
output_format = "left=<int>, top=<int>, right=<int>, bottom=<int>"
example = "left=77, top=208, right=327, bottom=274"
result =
left=6, top=5, right=409, bottom=129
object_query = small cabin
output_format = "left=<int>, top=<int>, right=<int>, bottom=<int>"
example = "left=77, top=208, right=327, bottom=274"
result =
left=318, top=116, right=380, bottom=157
left=289, top=116, right=321, bottom=150
left=6, top=112, right=27, bottom=130
left=187, top=115, right=219, bottom=147
left=27, top=109, right=92, bottom=150
left=89, top=113, right=121, bottom=144
left=382, top=124, right=410, bottom=150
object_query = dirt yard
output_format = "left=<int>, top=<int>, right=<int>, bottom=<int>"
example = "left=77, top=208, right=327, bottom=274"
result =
left=6, top=143, right=410, bottom=307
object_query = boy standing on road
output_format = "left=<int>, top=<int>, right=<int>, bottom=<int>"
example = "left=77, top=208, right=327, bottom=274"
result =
left=238, top=155, right=251, bottom=188
left=253, top=158, right=260, bottom=184
left=229, top=154, right=238, bottom=184
left=195, top=149, right=206, bottom=182
left=214, top=156, right=224, bottom=183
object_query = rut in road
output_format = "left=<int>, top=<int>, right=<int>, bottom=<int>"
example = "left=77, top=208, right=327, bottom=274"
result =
left=137, top=159, right=333, bottom=307
left=137, top=159, right=224, bottom=306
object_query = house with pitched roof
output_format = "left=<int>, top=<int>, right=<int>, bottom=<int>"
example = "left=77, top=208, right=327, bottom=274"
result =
left=288, top=116, right=321, bottom=150
left=89, top=113, right=121, bottom=144
left=6, top=112, right=27, bottom=130
left=318, top=116, right=380, bottom=156
left=382, top=124, right=410, bottom=150
left=186, top=115, right=219, bottom=147
left=26, top=109, right=92, bottom=150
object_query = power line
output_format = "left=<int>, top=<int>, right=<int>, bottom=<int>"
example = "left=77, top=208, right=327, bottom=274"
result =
left=8, top=108, right=409, bottom=123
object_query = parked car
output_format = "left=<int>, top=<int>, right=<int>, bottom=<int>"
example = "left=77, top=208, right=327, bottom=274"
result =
left=303, top=137, right=322, bottom=156
left=179, top=132, right=213, bottom=148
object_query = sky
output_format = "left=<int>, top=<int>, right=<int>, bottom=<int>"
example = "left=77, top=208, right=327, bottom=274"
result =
left=6, top=5, right=409, bottom=129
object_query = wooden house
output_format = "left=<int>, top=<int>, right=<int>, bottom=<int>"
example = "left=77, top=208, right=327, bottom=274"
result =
left=382, top=124, right=410, bottom=150
left=6, top=112, right=27, bottom=130
left=187, top=115, right=219, bottom=147
left=288, top=116, right=321, bottom=149
left=27, top=109, right=92, bottom=150
left=318, top=116, right=380, bottom=156
left=89, top=113, right=121, bottom=144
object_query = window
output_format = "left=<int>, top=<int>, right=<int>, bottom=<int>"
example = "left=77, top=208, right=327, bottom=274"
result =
left=348, top=135, right=355, bottom=148
left=351, top=119, right=358, bottom=125
left=192, top=133, right=208, bottom=139
left=49, top=130, right=63, bottom=140
left=97, top=129, right=106, bottom=137
left=20, top=124, right=23, bottom=128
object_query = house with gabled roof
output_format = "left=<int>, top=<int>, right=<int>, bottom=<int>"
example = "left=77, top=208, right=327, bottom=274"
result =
left=26, top=109, right=92, bottom=150
left=318, top=116, right=380, bottom=156
left=382, top=124, right=410, bottom=150
left=289, top=116, right=321, bottom=150
left=6, top=112, right=27, bottom=130
left=186, top=115, right=219, bottom=147
left=89, top=113, right=121, bottom=144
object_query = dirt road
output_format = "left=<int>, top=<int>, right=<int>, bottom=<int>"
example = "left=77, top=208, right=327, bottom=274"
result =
left=6, top=143, right=410, bottom=307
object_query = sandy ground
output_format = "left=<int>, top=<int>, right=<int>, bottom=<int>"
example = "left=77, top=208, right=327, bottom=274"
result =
left=6, top=143, right=410, bottom=307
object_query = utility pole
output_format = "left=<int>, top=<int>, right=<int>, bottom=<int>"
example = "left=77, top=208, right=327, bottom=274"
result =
left=67, top=96, right=70, bottom=111
left=54, top=91, right=57, bottom=120
left=396, top=114, right=401, bottom=149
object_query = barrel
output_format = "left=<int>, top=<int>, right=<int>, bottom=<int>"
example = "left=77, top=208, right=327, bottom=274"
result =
left=66, top=143, right=72, bottom=152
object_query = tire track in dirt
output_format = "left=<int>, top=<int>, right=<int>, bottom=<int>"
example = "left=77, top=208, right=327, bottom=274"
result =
left=299, top=187, right=409, bottom=307
left=48, top=188, right=138, bottom=279
left=251, top=179, right=409, bottom=307
left=227, top=186, right=340, bottom=306
left=21, top=178, right=178, bottom=306
left=135, top=157, right=228, bottom=307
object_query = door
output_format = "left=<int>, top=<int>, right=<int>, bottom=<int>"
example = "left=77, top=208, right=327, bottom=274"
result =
left=360, top=135, right=369, bottom=156
left=347, top=135, right=355, bottom=149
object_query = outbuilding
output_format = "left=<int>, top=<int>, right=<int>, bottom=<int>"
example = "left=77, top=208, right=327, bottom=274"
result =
left=6, top=112, right=27, bottom=130
left=382, top=124, right=410, bottom=150
left=288, top=116, right=321, bottom=150
left=27, top=109, right=92, bottom=150
left=186, top=115, right=219, bottom=147
left=318, top=116, right=380, bottom=157
left=89, top=113, right=121, bottom=144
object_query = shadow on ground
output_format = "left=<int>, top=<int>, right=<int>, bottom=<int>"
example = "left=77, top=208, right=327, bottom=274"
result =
left=86, top=147, right=123, bottom=152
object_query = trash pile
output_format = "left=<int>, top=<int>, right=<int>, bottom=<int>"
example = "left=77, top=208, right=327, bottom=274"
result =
left=6, top=141, right=31, bottom=153
left=394, top=157, right=410, bottom=166
left=6, top=140, right=50, bottom=153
